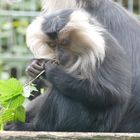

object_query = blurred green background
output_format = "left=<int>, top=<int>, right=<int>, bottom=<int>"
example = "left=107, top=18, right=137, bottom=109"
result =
left=0, top=0, right=140, bottom=83
left=0, top=0, right=41, bottom=83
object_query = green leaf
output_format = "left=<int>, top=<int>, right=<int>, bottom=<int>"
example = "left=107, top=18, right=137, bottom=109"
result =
left=6, top=95, right=25, bottom=109
left=0, top=109, right=15, bottom=124
left=0, top=106, right=26, bottom=124
left=0, top=78, right=23, bottom=104
left=6, top=78, right=23, bottom=94
left=14, top=106, right=26, bottom=123
left=0, top=124, right=4, bottom=131
left=0, top=78, right=23, bottom=96
left=0, top=78, right=26, bottom=130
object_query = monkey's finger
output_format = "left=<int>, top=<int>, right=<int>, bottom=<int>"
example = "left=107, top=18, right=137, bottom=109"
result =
left=38, top=59, right=46, bottom=64
left=32, top=63, right=44, bottom=71
left=36, top=59, right=46, bottom=66
left=28, top=66, right=41, bottom=75
left=27, top=71, right=37, bottom=78
left=26, top=66, right=41, bottom=77
left=31, top=59, right=44, bottom=68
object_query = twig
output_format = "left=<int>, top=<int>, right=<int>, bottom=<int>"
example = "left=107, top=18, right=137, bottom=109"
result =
left=24, top=70, right=45, bottom=87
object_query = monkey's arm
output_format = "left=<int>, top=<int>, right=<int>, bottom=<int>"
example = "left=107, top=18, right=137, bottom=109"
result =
left=26, top=59, right=47, bottom=100
left=45, top=61, right=126, bottom=109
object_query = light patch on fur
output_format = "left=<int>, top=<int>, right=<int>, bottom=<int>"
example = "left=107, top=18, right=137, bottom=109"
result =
left=41, top=0, right=77, bottom=13
left=41, top=0, right=102, bottom=13
left=63, top=10, right=106, bottom=80
left=26, top=16, right=54, bottom=59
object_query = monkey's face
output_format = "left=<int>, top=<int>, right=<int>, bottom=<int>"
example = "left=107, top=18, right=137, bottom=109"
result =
left=26, top=9, right=105, bottom=78
left=45, top=34, right=77, bottom=67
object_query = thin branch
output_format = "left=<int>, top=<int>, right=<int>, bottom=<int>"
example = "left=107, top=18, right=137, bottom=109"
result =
left=24, top=70, right=45, bottom=87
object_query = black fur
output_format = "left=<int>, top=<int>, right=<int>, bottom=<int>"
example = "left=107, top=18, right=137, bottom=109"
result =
left=82, top=0, right=140, bottom=78
left=78, top=0, right=140, bottom=132
left=6, top=0, right=140, bottom=132
left=6, top=9, right=133, bottom=132
left=42, top=9, right=74, bottom=39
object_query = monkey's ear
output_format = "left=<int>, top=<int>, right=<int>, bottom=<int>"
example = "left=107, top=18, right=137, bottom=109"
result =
left=26, top=17, right=55, bottom=59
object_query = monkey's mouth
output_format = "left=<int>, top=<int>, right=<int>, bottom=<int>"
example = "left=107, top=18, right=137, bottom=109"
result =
left=51, top=57, right=70, bottom=67
left=51, top=59, right=60, bottom=65
left=52, top=57, right=77, bottom=70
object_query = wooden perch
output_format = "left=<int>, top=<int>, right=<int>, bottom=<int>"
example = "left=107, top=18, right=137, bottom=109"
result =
left=0, top=132, right=140, bottom=140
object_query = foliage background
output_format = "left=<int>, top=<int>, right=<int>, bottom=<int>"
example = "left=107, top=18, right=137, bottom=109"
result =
left=0, top=0, right=41, bottom=83
left=0, top=0, right=140, bottom=83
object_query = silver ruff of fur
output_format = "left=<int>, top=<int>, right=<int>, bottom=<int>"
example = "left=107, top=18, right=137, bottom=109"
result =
left=41, top=0, right=102, bottom=13
left=26, top=10, right=105, bottom=81
left=26, top=16, right=55, bottom=59
left=64, top=10, right=105, bottom=80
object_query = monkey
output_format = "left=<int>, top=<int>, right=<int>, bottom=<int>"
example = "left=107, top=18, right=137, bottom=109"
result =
left=5, top=9, right=133, bottom=132
left=28, top=0, right=140, bottom=105
left=39, top=0, right=140, bottom=132
left=41, top=0, right=140, bottom=80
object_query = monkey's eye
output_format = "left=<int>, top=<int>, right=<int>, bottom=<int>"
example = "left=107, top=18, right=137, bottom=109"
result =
left=61, top=39, right=69, bottom=46
left=48, top=42, right=56, bottom=48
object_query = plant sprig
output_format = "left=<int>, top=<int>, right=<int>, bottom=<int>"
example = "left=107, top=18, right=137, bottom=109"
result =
left=0, top=70, right=45, bottom=131
left=0, top=78, right=25, bottom=130
left=24, top=70, right=45, bottom=87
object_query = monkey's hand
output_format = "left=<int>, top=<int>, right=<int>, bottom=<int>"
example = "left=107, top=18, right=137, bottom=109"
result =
left=44, top=60, right=60, bottom=81
left=5, top=122, right=33, bottom=131
left=26, top=59, right=45, bottom=78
